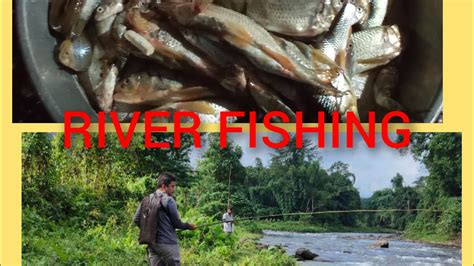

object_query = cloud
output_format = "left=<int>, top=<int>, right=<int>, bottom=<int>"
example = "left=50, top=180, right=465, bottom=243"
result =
left=189, top=133, right=427, bottom=197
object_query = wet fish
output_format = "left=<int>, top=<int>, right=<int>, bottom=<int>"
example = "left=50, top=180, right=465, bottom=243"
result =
left=314, top=72, right=359, bottom=121
left=111, top=11, right=128, bottom=41
left=317, top=2, right=365, bottom=65
left=355, top=0, right=371, bottom=27
left=127, top=8, right=160, bottom=36
left=128, top=9, right=219, bottom=78
left=58, top=35, right=93, bottom=72
left=97, top=64, right=119, bottom=112
left=96, top=14, right=116, bottom=46
left=158, top=2, right=340, bottom=89
left=179, top=29, right=303, bottom=118
left=311, top=2, right=362, bottom=119
left=365, top=0, right=389, bottom=28
left=216, top=0, right=354, bottom=37
left=352, top=25, right=402, bottom=75
left=95, top=0, right=124, bottom=21
left=245, top=0, right=326, bottom=37
left=113, top=72, right=221, bottom=109
left=59, top=0, right=101, bottom=37
left=77, top=40, right=107, bottom=111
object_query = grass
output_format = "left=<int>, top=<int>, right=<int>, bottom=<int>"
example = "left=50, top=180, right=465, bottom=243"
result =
left=23, top=220, right=296, bottom=265
left=403, top=228, right=461, bottom=247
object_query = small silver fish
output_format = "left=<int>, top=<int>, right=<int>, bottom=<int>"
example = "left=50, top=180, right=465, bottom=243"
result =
left=95, top=0, right=124, bottom=21
left=158, top=2, right=340, bottom=89
left=96, top=14, right=116, bottom=46
left=58, top=35, right=93, bottom=72
left=352, top=25, right=402, bottom=75
left=217, top=0, right=354, bottom=37
left=60, top=0, right=101, bottom=37
left=97, top=64, right=119, bottom=113
left=317, top=2, right=365, bottom=64
left=355, top=0, right=371, bottom=27
left=245, top=0, right=325, bottom=37
left=365, top=0, right=389, bottom=28
left=314, top=72, right=359, bottom=121
left=113, top=72, right=220, bottom=109
left=128, top=9, right=219, bottom=78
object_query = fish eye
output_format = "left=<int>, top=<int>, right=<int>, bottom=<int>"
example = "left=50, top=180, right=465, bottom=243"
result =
left=97, top=7, right=104, bottom=13
left=124, top=79, right=130, bottom=85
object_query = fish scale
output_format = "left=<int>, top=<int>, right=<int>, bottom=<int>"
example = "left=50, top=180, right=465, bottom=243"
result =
left=366, top=0, right=389, bottom=28
left=244, top=0, right=352, bottom=37
left=318, top=2, right=364, bottom=62
left=352, top=25, right=401, bottom=75
left=173, top=3, right=341, bottom=90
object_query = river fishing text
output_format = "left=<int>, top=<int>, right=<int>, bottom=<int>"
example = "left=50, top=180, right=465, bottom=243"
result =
left=63, top=111, right=411, bottom=149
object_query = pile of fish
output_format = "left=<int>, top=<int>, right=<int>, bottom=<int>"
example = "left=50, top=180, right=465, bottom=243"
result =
left=49, top=0, right=403, bottom=122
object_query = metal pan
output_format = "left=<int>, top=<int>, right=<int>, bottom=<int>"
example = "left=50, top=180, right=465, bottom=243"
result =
left=16, top=0, right=443, bottom=123
left=16, top=0, right=98, bottom=123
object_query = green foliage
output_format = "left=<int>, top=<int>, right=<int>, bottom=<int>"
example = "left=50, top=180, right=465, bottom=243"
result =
left=22, top=132, right=461, bottom=264
left=22, top=133, right=295, bottom=265
left=370, top=133, right=462, bottom=238
left=366, top=174, right=420, bottom=230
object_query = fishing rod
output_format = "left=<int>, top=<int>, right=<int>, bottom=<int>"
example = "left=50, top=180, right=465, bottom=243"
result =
left=190, top=209, right=443, bottom=229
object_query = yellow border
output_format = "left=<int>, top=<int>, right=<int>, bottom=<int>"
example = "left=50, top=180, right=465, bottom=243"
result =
left=2, top=0, right=474, bottom=265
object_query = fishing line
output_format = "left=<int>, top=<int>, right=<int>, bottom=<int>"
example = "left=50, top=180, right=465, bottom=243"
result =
left=189, top=209, right=443, bottom=229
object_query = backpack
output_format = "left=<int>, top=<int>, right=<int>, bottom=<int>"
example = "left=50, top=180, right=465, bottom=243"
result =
left=138, top=192, right=164, bottom=245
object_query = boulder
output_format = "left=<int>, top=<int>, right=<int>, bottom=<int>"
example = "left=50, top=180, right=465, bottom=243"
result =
left=371, top=240, right=389, bottom=248
left=295, top=248, right=319, bottom=261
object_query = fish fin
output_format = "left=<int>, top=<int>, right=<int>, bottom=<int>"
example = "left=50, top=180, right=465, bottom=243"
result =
left=335, top=50, right=347, bottom=70
left=127, top=9, right=160, bottom=35
left=311, top=48, right=342, bottom=84
left=222, top=23, right=254, bottom=48
left=258, top=44, right=297, bottom=75
left=356, top=57, right=391, bottom=65
left=311, top=48, right=341, bottom=70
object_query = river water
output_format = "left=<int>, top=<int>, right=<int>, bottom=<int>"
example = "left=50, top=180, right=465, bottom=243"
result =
left=259, top=230, right=461, bottom=265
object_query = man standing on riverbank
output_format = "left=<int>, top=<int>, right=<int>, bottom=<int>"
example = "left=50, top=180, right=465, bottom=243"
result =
left=134, top=172, right=196, bottom=266
left=222, top=207, right=234, bottom=233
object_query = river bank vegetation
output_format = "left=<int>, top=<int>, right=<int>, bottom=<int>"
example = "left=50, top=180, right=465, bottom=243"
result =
left=22, top=133, right=461, bottom=264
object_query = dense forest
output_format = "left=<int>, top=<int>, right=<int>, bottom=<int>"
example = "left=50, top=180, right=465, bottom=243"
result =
left=22, top=133, right=461, bottom=264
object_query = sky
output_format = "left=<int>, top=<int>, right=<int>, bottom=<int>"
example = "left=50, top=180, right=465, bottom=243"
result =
left=190, top=133, right=427, bottom=198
